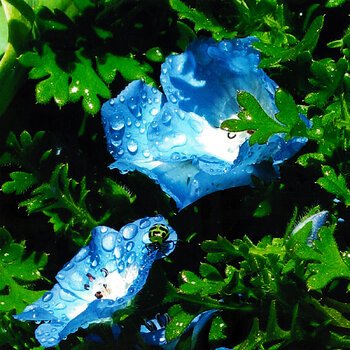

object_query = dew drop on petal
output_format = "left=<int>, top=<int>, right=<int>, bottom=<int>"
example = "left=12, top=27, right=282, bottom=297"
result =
left=139, top=218, right=150, bottom=228
left=127, top=140, right=138, bottom=153
left=109, top=99, right=115, bottom=105
left=162, top=67, right=167, bottom=74
left=114, top=245, right=124, bottom=259
left=42, top=292, right=53, bottom=302
left=169, top=94, right=177, bottom=103
left=118, top=260, right=125, bottom=272
left=152, top=87, right=158, bottom=94
left=171, top=152, right=180, bottom=161
left=75, top=247, right=89, bottom=262
left=119, top=96, right=125, bottom=103
left=121, top=224, right=138, bottom=240
left=127, top=252, right=136, bottom=265
left=143, top=150, right=150, bottom=158
left=102, top=233, right=116, bottom=251
left=100, top=226, right=107, bottom=233
left=162, top=112, right=172, bottom=124
left=150, top=108, right=159, bottom=116
left=111, top=139, right=122, bottom=148
left=126, top=241, right=134, bottom=251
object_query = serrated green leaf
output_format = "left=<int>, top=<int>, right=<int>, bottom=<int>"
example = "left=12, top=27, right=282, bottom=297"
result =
left=19, top=163, right=99, bottom=234
left=316, top=165, right=350, bottom=206
left=166, top=304, right=195, bottom=341
left=209, top=315, right=227, bottom=342
left=2, top=171, right=38, bottom=194
left=96, top=53, right=154, bottom=85
left=221, top=89, right=307, bottom=145
left=305, top=57, right=348, bottom=107
left=0, top=230, right=48, bottom=313
left=255, top=16, right=324, bottom=68
left=20, top=44, right=111, bottom=114
left=295, top=225, right=350, bottom=289
left=169, top=0, right=236, bottom=40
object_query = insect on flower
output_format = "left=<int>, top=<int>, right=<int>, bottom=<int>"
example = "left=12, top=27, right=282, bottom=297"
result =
left=13, top=216, right=177, bottom=348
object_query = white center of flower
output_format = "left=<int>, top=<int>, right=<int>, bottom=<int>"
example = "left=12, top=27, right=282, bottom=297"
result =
left=196, top=122, right=250, bottom=162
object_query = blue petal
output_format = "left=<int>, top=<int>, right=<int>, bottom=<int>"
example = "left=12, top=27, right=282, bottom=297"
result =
left=14, top=217, right=177, bottom=348
left=101, top=80, right=165, bottom=171
left=292, top=210, right=328, bottom=245
left=160, top=37, right=278, bottom=127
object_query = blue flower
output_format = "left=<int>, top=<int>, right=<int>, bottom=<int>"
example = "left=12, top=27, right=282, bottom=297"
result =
left=292, top=210, right=328, bottom=245
left=14, top=216, right=177, bottom=348
left=101, top=37, right=308, bottom=209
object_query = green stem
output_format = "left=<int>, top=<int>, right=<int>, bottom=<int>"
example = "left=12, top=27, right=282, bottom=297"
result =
left=0, top=0, right=34, bottom=116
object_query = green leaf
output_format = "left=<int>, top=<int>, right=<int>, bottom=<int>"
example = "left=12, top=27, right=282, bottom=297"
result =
left=96, top=53, right=154, bottom=85
left=19, top=163, right=100, bottom=234
left=316, top=165, right=350, bottom=206
left=305, top=57, right=348, bottom=107
left=208, top=315, right=227, bottom=341
left=169, top=0, right=236, bottom=40
left=2, top=171, right=38, bottom=194
left=20, top=44, right=111, bottom=114
left=221, top=89, right=308, bottom=145
left=326, top=0, right=349, bottom=7
left=0, top=228, right=48, bottom=313
left=295, top=225, right=350, bottom=289
left=254, top=16, right=324, bottom=68
left=166, top=304, right=195, bottom=341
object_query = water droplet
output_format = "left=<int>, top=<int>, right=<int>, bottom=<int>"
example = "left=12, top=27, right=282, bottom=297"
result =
left=148, top=98, right=152, bottom=104
left=127, top=97, right=141, bottom=116
left=141, top=93, right=147, bottom=100
left=102, top=233, right=116, bottom=251
left=119, top=96, right=125, bottom=103
left=139, top=218, right=150, bottom=228
left=126, top=241, right=134, bottom=251
left=63, top=262, right=74, bottom=271
left=127, top=140, right=138, bottom=153
left=111, top=139, right=122, bottom=148
left=55, top=302, right=66, bottom=310
left=151, top=120, right=158, bottom=128
left=126, top=117, right=132, bottom=126
left=121, top=224, right=138, bottom=240
left=150, top=108, right=159, bottom=116
left=171, top=152, right=180, bottom=161
left=152, top=87, right=158, bottom=94
left=118, top=260, right=125, bottom=272
left=100, top=226, right=107, bottom=233
left=135, top=121, right=141, bottom=127
left=111, top=117, right=125, bottom=131
left=56, top=273, right=64, bottom=280
left=59, top=289, right=75, bottom=302
left=126, top=252, right=136, bottom=266
left=109, top=99, right=115, bottom=105
left=42, top=292, right=53, bottom=302
left=169, top=94, right=177, bottom=103
left=118, top=148, right=124, bottom=156
left=189, top=119, right=203, bottom=133
left=143, top=150, right=150, bottom=158
left=162, top=112, right=172, bottom=124
left=140, top=127, right=145, bottom=134
left=114, top=245, right=124, bottom=259
left=162, top=67, right=167, bottom=74
left=75, top=247, right=89, bottom=262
